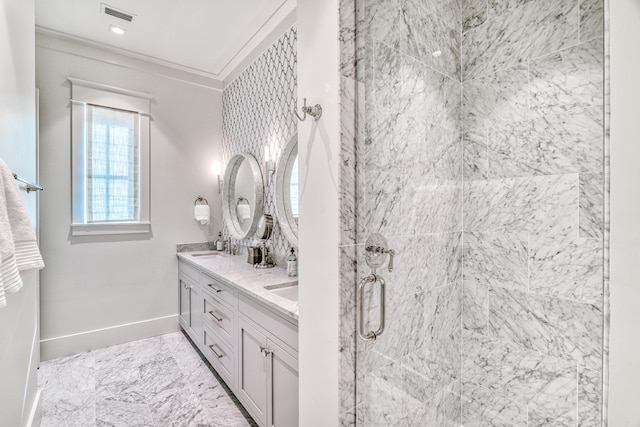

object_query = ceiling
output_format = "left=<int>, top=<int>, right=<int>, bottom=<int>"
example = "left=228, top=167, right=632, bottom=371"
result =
left=35, top=0, right=296, bottom=82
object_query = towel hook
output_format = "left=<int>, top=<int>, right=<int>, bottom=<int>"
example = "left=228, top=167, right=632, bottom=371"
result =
left=294, top=98, right=322, bottom=122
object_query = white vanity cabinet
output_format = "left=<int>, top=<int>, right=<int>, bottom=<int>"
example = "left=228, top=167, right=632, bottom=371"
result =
left=238, top=295, right=299, bottom=427
left=178, top=262, right=202, bottom=345
left=177, top=257, right=299, bottom=427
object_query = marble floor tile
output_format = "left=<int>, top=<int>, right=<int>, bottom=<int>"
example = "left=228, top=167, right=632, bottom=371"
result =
left=39, top=332, right=257, bottom=427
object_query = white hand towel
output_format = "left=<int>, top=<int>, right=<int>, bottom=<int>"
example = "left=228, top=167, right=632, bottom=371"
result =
left=0, top=158, right=45, bottom=308
left=237, top=203, right=250, bottom=221
left=194, top=204, right=210, bottom=225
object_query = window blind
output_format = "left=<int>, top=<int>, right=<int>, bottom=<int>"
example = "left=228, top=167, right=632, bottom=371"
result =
left=85, top=105, right=140, bottom=223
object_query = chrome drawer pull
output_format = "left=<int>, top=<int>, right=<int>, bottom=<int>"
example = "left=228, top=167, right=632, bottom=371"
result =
left=207, top=284, right=223, bottom=293
left=209, top=344, right=224, bottom=359
left=209, top=311, right=223, bottom=322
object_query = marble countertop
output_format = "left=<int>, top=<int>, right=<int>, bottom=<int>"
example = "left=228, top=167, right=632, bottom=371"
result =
left=177, top=250, right=299, bottom=322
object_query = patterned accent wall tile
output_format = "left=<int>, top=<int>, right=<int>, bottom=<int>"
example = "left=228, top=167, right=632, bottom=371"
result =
left=222, top=27, right=297, bottom=266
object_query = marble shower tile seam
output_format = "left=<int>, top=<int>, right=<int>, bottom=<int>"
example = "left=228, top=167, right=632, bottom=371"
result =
left=461, top=0, right=577, bottom=37
left=461, top=0, right=580, bottom=78
left=488, top=289, right=601, bottom=369
left=459, top=377, right=526, bottom=421
left=428, top=278, right=463, bottom=292
left=487, top=280, right=602, bottom=314
left=462, top=170, right=580, bottom=185
left=369, top=104, right=462, bottom=136
left=527, top=232, right=531, bottom=293
left=482, top=169, right=602, bottom=182
left=461, top=38, right=592, bottom=84
left=462, top=328, right=581, bottom=368
left=369, top=35, right=462, bottom=83
left=399, top=374, right=461, bottom=407
left=525, top=36, right=606, bottom=71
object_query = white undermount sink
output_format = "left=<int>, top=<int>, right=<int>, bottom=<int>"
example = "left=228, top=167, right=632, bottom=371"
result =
left=191, top=251, right=220, bottom=258
left=264, top=282, right=298, bottom=302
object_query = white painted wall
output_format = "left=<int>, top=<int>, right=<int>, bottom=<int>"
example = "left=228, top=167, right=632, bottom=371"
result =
left=297, top=0, right=340, bottom=425
left=608, top=1, right=640, bottom=425
left=36, top=34, right=224, bottom=359
left=0, top=0, right=42, bottom=425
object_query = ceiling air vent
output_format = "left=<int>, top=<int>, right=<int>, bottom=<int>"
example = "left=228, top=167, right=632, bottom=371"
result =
left=100, top=4, right=136, bottom=23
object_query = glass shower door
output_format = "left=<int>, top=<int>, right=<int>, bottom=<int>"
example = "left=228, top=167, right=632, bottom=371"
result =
left=351, top=0, right=607, bottom=425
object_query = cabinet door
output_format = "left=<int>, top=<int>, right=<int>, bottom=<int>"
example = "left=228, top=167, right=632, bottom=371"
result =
left=190, top=285, right=203, bottom=346
left=238, top=318, right=268, bottom=426
left=268, top=339, right=299, bottom=427
left=178, top=277, right=191, bottom=330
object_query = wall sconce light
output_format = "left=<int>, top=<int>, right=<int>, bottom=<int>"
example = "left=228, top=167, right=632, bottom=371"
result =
left=265, top=146, right=276, bottom=178
left=213, top=163, right=224, bottom=193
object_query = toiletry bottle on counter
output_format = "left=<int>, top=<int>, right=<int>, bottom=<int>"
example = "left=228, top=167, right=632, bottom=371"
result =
left=216, top=232, right=224, bottom=251
left=287, top=248, right=298, bottom=277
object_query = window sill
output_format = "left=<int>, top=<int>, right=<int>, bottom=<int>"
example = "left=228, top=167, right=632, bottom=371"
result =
left=70, top=222, right=151, bottom=236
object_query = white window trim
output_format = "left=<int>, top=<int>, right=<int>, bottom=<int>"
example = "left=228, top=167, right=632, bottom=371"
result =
left=69, top=77, right=153, bottom=237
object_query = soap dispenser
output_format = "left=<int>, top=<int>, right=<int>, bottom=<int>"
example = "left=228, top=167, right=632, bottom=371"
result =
left=287, top=248, right=298, bottom=277
left=215, top=232, right=224, bottom=251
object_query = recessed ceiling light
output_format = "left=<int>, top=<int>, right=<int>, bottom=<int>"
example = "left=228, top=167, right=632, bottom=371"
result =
left=109, top=25, right=126, bottom=35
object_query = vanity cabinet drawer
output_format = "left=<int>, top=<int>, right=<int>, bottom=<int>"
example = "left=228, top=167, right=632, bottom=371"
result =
left=201, top=273, right=236, bottom=308
left=239, top=294, right=298, bottom=353
left=203, top=326, right=235, bottom=389
left=203, top=294, right=234, bottom=344
left=179, top=262, right=200, bottom=283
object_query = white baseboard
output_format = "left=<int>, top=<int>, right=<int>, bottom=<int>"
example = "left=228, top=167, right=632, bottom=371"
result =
left=24, top=389, right=41, bottom=427
left=40, top=315, right=180, bottom=361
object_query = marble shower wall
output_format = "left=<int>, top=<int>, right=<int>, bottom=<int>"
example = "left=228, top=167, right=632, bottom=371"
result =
left=339, top=0, right=464, bottom=425
left=222, top=28, right=297, bottom=266
left=461, top=0, right=605, bottom=426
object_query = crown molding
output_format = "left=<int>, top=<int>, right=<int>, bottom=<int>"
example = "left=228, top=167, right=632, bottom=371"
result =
left=36, top=28, right=224, bottom=91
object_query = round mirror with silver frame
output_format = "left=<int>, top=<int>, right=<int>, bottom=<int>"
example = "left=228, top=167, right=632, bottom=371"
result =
left=274, top=133, right=298, bottom=246
left=222, top=153, right=264, bottom=240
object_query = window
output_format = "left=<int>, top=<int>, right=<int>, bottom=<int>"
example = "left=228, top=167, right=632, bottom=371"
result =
left=70, top=78, right=152, bottom=236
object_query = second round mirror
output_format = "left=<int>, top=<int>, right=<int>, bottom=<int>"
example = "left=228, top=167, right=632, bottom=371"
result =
left=275, top=134, right=298, bottom=246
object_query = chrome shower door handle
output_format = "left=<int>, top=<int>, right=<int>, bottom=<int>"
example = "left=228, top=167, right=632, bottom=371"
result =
left=357, top=274, right=386, bottom=341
